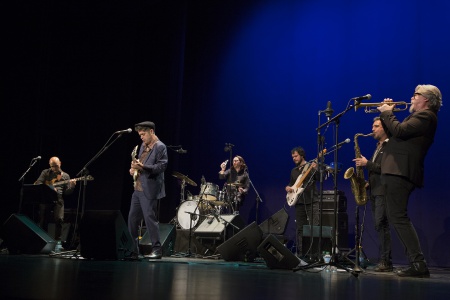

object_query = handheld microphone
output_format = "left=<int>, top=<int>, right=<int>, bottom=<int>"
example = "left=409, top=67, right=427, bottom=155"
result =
left=175, top=148, right=187, bottom=154
left=351, top=94, right=372, bottom=101
left=32, top=156, right=42, bottom=161
left=115, top=128, right=132, bottom=134
left=324, top=101, right=334, bottom=120
left=332, top=138, right=351, bottom=149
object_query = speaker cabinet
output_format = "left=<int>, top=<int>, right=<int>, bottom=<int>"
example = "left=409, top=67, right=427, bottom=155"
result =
left=259, top=208, right=289, bottom=235
left=217, top=222, right=263, bottom=262
left=79, top=210, right=133, bottom=260
left=194, top=214, right=245, bottom=240
left=322, top=190, right=347, bottom=212
left=139, top=223, right=176, bottom=256
left=0, top=214, right=55, bottom=254
left=258, top=234, right=300, bottom=269
left=302, top=211, right=349, bottom=255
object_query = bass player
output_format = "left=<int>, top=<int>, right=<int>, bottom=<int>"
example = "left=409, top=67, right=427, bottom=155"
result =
left=285, top=146, right=320, bottom=261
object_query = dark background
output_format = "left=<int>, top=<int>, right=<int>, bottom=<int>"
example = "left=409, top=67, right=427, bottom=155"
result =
left=2, top=0, right=450, bottom=267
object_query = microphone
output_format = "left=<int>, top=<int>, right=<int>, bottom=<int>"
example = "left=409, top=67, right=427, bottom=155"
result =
left=32, top=156, right=42, bottom=161
left=115, top=128, right=132, bottom=134
left=351, top=94, right=372, bottom=101
left=324, top=101, right=334, bottom=120
left=175, top=148, right=187, bottom=154
left=224, top=143, right=234, bottom=152
left=332, top=138, right=351, bottom=149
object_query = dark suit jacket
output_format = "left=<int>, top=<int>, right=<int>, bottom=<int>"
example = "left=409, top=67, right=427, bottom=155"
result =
left=366, top=140, right=387, bottom=196
left=138, top=141, right=168, bottom=200
left=379, top=109, right=438, bottom=187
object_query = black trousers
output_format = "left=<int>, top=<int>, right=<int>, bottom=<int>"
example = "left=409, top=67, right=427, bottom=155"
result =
left=381, top=174, right=425, bottom=263
left=370, top=194, right=392, bottom=262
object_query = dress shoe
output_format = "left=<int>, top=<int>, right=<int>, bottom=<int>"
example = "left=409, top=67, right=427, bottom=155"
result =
left=146, top=247, right=162, bottom=259
left=396, top=261, right=430, bottom=278
left=373, top=261, right=393, bottom=272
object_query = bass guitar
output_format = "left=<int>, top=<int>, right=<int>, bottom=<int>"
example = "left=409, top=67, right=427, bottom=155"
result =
left=286, top=149, right=326, bottom=206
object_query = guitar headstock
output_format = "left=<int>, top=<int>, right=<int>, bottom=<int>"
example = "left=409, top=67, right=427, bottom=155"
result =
left=131, top=145, right=138, bottom=160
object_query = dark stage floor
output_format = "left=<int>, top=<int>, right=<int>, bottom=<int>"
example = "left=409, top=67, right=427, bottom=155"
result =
left=1, top=249, right=450, bottom=300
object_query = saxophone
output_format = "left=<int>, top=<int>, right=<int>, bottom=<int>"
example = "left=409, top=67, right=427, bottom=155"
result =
left=343, top=133, right=373, bottom=206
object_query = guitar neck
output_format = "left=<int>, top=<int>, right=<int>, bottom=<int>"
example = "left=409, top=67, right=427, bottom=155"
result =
left=52, top=176, right=91, bottom=187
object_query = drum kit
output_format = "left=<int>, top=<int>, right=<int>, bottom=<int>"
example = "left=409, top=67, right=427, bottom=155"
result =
left=172, top=171, right=240, bottom=230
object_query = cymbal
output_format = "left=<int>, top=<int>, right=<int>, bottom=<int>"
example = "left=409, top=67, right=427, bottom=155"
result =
left=172, top=171, right=197, bottom=186
left=209, top=200, right=228, bottom=206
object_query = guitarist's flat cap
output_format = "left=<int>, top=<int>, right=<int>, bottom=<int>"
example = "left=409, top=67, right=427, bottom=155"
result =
left=134, top=121, right=155, bottom=130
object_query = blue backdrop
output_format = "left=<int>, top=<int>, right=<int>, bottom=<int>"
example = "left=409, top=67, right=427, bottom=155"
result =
left=2, top=0, right=449, bottom=267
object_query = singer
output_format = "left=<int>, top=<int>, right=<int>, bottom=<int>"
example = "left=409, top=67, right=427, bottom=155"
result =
left=377, top=84, right=442, bottom=277
left=218, top=155, right=249, bottom=213
left=34, top=156, right=76, bottom=249
left=128, top=121, right=168, bottom=260
left=285, top=146, right=320, bottom=262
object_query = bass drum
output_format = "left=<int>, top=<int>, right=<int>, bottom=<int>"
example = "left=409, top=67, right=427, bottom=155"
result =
left=176, top=200, right=209, bottom=230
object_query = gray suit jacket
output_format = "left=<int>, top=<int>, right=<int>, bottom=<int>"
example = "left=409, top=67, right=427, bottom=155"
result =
left=380, top=109, right=438, bottom=187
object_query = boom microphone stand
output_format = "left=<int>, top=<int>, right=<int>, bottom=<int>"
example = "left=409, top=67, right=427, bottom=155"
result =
left=294, top=99, right=362, bottom=276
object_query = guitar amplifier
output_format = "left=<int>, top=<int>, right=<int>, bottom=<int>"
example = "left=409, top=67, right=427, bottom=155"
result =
left=321, top=190, right=347, bottom=212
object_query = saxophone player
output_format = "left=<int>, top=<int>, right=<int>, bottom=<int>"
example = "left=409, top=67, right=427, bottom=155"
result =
left=353, top=117, right=392, bottom=272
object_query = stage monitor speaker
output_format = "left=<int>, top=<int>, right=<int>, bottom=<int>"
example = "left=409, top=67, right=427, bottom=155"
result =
left=258, top=234, right=300, bottom=269
left=79, top=210, right=133, bottom=260
left=216, top=222, right=263, bottom=262
left=259, top=208, right=289, bottom=235
left=139, top=223, right=176, bottom=256
left=194, top=214, right=245, bottom=240
left=0, top=214, right=55, bottom=254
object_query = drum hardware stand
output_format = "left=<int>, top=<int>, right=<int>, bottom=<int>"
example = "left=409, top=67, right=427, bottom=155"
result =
left=294, top=100, right=361, bottom=275
left=179, top=185, right=208, bottom=257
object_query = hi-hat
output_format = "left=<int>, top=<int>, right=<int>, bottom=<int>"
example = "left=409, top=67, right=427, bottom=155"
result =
left=226, top=182, right=241, bottom=187
left=172, top=171, right=197, bottom=186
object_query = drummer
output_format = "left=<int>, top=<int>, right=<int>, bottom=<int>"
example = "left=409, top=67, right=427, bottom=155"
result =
left=219, top=155, right=250, bottom=213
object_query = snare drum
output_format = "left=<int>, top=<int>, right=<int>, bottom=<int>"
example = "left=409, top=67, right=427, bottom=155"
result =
left=200, top=182, right=219, bottom=200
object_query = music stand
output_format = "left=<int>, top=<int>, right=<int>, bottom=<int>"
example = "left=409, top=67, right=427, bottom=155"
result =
left=22, top=184, right=58, bottom=205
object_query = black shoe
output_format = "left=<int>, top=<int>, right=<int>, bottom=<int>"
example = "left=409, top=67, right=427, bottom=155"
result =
left=396, top=262, right=430, bottom=278
left=373, top=261, right=393, bottom=272
left=147, top=247, right=162, bottom=260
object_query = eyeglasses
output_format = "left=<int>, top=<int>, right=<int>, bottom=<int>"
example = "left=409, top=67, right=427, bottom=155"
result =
left=413, top=92, right=428, bottom=99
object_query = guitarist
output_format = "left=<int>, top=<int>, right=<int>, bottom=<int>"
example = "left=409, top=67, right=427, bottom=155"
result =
left=34, top=156, right=76, bottom=244
left=285, top=147, right=320, bottom=261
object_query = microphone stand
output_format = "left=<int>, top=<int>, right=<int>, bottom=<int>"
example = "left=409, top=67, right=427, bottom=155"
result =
left=247, top=173, right=263, bottom=223
left=76, top=132, right=128, bottom=216
left=294, top=101, right=359, bottom=275
left=17, top=157, right=40, bottom=214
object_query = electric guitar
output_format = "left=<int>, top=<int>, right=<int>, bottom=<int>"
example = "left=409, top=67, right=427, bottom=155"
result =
left=47, top=175, right=94, bottom=188
left=131, top=145, right=139, bottom=187
left=286, top=149, right=326, bottom=206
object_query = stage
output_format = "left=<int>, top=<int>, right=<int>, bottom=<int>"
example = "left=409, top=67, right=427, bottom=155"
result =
left=1, top=251, right=450, bottom=300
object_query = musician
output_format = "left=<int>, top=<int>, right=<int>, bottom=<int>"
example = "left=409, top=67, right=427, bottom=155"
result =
left=128, top=121, right=168, bottom=259
left=285, top=147, right=319, bottom=260
left=353, top=117, right=392, bottom=272
left=219, top=155, right=249, bottom=213
left=34, top=157, right=76, bottom=244
left=377, top=84, right=442, bottom=277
